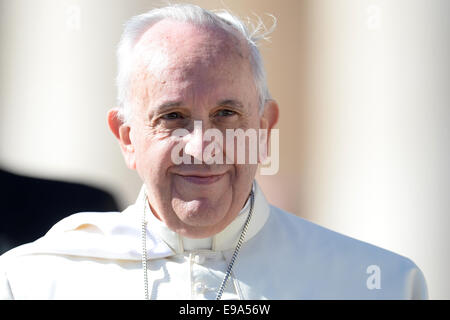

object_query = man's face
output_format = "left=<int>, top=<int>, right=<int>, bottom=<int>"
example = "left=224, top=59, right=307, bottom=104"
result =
left=116, top=20, right=265, bottom=238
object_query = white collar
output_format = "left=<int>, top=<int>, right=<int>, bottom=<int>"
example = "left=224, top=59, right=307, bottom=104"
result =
left=137, top=181, right=270, bottom=253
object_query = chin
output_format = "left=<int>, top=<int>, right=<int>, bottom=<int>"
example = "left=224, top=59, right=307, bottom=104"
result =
left=183, top=208, right=228, bottom=228
left=174, top=199, right=230, bottom=228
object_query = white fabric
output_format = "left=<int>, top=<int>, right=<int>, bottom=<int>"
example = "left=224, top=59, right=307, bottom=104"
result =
left=0, top=181, right=428, bottom=299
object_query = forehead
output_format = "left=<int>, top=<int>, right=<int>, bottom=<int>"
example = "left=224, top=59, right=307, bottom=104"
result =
left=131, top=20, right=258, bottom=109
left=129, top=19, right=257, bottom=109
left=134, top=19, right=247, bottom=67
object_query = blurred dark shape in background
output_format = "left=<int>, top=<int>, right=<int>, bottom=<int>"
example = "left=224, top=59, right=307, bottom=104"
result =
left=0, top=168, right=120, bottom=254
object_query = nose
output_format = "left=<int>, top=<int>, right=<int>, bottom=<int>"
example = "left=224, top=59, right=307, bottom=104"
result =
left=183, top=120, right=204, bottom=164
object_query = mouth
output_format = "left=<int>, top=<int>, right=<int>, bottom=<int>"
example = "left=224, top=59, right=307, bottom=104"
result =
left=175, top=173, right=226, bottom=185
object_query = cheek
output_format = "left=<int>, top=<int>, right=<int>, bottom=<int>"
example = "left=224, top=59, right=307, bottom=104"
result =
left=234, top=163, right=258, bottom=179
left=230, top=164, right=257, bottom=202
left=222, top=129, right=261, bottom=165
left=134, top=133, right=178, bottom=175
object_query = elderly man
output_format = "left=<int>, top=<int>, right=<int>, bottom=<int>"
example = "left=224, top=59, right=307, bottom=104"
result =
left=0, top=4, right=427, bottom=300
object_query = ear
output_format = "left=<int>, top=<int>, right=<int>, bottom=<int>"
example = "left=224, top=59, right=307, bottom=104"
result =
left=258, top=100, right=279, bottom=164
left=260, top=99, right=279, bottom=133
left=107, top=108, right=136, bottom=170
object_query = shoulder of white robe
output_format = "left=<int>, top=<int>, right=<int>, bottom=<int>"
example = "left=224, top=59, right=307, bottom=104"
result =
left=224, top=202, right=429, bottom=299
left=0, top=206, right=174, bottom=262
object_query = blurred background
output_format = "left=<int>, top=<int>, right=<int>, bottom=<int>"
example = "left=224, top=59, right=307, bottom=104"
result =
left=0, top=0, right=448, bottom=299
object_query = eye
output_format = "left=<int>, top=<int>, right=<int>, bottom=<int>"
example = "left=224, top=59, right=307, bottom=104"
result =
left=161, top=112, right=184, bottom=120
left=215, top=109, right=236, bottom=117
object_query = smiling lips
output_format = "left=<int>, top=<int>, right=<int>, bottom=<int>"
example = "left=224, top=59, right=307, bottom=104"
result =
left=175, top=173, right=226, bottom=185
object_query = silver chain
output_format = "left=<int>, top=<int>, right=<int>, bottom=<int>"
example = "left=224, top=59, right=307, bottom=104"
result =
left=141, top=194, right=149, bottom=300
left=141, top=190, right=255, bottom=300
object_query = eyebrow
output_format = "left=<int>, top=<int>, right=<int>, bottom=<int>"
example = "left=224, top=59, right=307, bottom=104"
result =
left=217, top=99, right=244, bottom=110
left=155, top=99, right=244, bottom=112
left=156, top=101, right=183, bottom=112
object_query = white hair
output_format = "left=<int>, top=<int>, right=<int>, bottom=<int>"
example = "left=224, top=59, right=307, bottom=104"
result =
left=116, top=3, right=276, bottom=121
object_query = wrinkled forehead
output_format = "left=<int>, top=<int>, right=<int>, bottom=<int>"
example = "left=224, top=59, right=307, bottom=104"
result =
left=131, top=19, right=250, bottom=78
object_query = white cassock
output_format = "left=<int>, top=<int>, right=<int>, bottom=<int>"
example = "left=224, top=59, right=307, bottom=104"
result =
left=0, top=181, right=427, bottom=299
